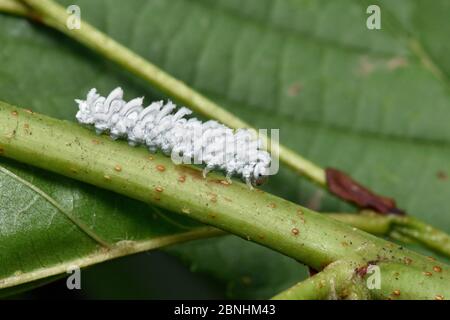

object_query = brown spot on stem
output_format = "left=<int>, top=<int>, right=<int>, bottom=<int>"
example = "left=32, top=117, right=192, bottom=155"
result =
left=433, top=266, right=442, bottom=273
left=156, top=164, right=165, bottom=172
left=326, top=168, right=405, bottom=215
left=355, top=265, right=368, bottom=277
left=5, top=131, right=15, bottom=139
left=175, top=165, right=204, bottom=180
left=155, top=186, right=164, bottom=193
left=178, top=175, right=186, bottom=183
left=207, top=192, right=218, bottom=203
left=114, top=164, right=122, bottom=172
left=435, top=295, right=444, bottom=300
left=291, top=228, right=299, bottom=236
left=318, top=279, right=326, bottom=289
left=404, top=257, right=413, bottom=265
left=23, top=123, right=31, bottom=135
left=296, top=209, right=306, bottom=223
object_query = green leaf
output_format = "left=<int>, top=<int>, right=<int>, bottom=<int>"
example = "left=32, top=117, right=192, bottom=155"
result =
left=0, top=157, right=212, bottom=292
left=1, top=0, right=449, bottom=298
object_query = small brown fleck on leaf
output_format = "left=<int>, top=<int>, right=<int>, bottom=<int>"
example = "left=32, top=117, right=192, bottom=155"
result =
left=0, top=147, right=4, bottom=155
left=69, top=167, right=78, bottom=174
left=423, top=271, right=432, bottom=277
left=427, top=256, right=436, bottom=261
left=437, top=171, right=448, bottom=181
left=435, top=295, right=444, bottom=300
left=291, top=228, right=299, bottom=236
left=178, top=175, right=186, bottom=183
left=148, top=155, right=154, bottom=160
left=91, top=139, right=101, bottom=145
left=357, top=56, right=375, bottom=76
left=181, top=208, right=191, bottom=214
left=220, top=179, right=230, bottom=186
left=258, top=234, right=265, bottom=239
left=404, top=257, right=413, bottom=265
left=154, top=196, right=160, bottom=201
left=114, top=164, right=122, bottom=172
left=208, top=213, right=216, bottom=219
left=268, top=203, right=276, bottom=209
left=24, top=109, right=34, bottom=114
left=11, top=110, right=18, bottom=117
left=156, top=164, right=166, bottom=172
left=433, top=266, right=442, bottom=273
left=155, top=186, right=164, bottom=193
left=104, top=175, right=111, bottom=180
left=287, top=82, right=303, bottom=97
left=392, top=290, right=401, bottom=297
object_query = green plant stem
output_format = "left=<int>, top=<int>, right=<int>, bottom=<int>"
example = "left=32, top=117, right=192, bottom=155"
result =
left=329, top=211, right=450, bottom=258
left=0, top=225, right=223, bottom=290
left=0, top=0, right=26, bottom=15
left=272, top=259, right=370, bottom=300
left=0, top=102, right=449, bottom=299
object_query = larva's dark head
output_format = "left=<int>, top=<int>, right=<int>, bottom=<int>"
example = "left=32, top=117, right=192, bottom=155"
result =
left=252, top=174, right=268, bottom=186
left=250, top=160, right=271, bottom=186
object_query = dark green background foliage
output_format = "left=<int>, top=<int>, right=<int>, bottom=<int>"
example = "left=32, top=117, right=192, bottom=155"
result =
left=0, top=0, right=449, bottom=298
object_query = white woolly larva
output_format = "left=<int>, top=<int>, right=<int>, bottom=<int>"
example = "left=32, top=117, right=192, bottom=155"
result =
left=75, top=87, right=272, bottom=187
